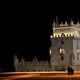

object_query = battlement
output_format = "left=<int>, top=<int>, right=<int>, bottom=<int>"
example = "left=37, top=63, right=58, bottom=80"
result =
left=14, top=56, right=50, bottom=66
left=53, top=34, right=74, bottom=38
left=52, top=20, right=80, bottom=38
left=50, top=34, right=75, bottom=38
left=52, top=20, right=80, bottom=27
left=14, top=55, right=51, bottom=72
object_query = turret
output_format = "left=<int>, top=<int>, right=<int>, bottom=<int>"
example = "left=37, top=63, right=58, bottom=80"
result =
left=70, top=19, right=74, bottom=26
left=52, top=20, right=55, bottom=28
left=60, top=22, right=63, bottom=26
left=21, top=56, right=25, bottom=63
left=64, top=21, right=68, bottom=26
left=77, top=21, right=80, bottom=25
left=13, top=54, right=18, bottom=67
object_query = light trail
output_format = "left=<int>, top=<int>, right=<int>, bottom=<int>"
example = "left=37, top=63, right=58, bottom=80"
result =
left=0, top=72, right=80, bottom=80
left=0, top=73, right=40, bottom=80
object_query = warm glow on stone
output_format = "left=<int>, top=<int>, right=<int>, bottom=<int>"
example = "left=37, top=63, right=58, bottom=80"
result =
left=50, top=35, right=53, bottom=38
left=50, top=50, right=51, bottom=54
left=59, top=48, right=64, bottom=54
left=53, top=27, right=80, bottom=37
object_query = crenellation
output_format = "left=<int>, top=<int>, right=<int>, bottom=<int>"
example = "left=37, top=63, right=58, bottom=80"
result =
left=70, top=34, right=71, bottom=36
left=77, top=21, right=80, bottom=25
left=61, top=33, right=65, bottom=37
left=53, top=33, right=75, bottom=38
left=14, top=56, right=51, bottom=72
left=52, top=20, right=80, bottom=27
left=58, top=35, right=60, bottom=37
left=70, top=19, right=74, bottom=26
left=60, top=22, right=64, bottom=26
left=55, top=35, right=57, bottom=38
left=64, top=21, right=68, bottom=26
left=67, top=34, right=68, bottom=37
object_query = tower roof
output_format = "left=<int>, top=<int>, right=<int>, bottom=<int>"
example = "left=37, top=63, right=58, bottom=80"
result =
left=52, top=20, right=80, bottom=37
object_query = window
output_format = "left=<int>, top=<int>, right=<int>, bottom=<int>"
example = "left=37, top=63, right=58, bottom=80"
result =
left=61, top=33, right=65, bottom=37
left=59, top=48, right=64, bottom=54
left=61, top=41, right=64, bottom=45
left=61, top=56, right=64, bottom=61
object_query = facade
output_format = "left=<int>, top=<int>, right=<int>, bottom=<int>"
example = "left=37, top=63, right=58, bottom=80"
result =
left=50, top=20, right=80, bottom=71
left=14, top=20, right=80, bottom=71
left=13, top=55, right=51, bottom=72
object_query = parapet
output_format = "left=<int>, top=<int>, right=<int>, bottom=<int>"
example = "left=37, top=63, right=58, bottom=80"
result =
left=50, top=34, right=75, bottom=38
left=52, top=20, right=80, bottom=27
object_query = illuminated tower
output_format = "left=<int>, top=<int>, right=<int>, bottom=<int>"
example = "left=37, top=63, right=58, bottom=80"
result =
left=13, top=54, right=19, bottom=71
left=50, top=20, right=80, bottom=71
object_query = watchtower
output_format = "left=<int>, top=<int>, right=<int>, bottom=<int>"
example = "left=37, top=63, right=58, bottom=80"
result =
left=50, top=19, right=80, bottom=71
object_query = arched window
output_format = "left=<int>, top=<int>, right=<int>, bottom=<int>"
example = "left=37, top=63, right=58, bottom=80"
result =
left=61, top=56, right=64, bottom=61
left=61, top=33, right=65, bottom=37
left=59, top=48, right=64, bottom=54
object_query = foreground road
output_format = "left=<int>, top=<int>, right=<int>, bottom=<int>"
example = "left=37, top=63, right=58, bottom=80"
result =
left=0, top=72, right=80, bottom=80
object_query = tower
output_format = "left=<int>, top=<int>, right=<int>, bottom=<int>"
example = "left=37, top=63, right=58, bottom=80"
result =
left=50, top=20, right=80, bottom=71
left=13, top=54, right=19, bottom=71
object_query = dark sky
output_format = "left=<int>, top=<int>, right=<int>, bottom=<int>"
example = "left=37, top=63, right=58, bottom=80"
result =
left=0, top=2, right=80, bottom=71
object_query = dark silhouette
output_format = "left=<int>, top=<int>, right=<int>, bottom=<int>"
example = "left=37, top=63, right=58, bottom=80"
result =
left=67, top=66, right=71, bottom=75
left=67, top=66, right=74, bottom=75
left=70, top=66, right=74, bottom=75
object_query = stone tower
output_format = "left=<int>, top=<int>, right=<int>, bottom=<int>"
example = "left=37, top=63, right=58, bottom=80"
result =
left=50, top=20, right=80, bottom=71
left=13, top=54, right=19, bottom=71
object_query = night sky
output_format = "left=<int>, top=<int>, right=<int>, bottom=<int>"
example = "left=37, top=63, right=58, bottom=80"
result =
left=0, top=2, right=80, bottom=71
